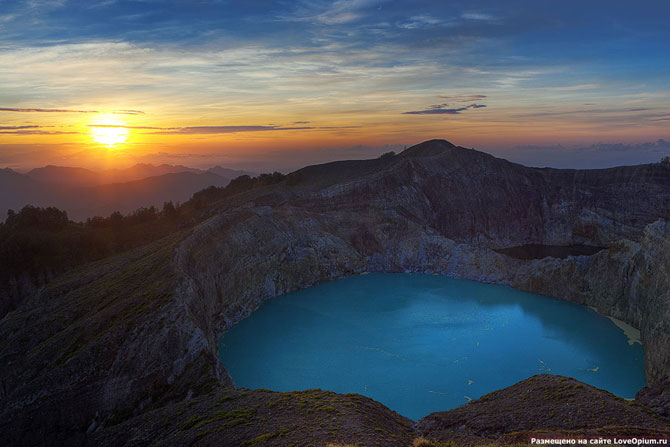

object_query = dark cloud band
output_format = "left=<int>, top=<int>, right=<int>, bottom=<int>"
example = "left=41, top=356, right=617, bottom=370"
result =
left=0, top=107, right=99, bottom=113
left=0, top=130, right=82, bottom=135
left=403, top=103, right=487, bottom=115
left=437, top=95, right=487, bottom=102
left=150, top=125, right=314, bottom=134
left=87, top=124, right=168, bottom=129
left=0, top=125, right=42, bottom=130
left=87, top=124, right=357, bottom=134
left=113, top=110, right=146, bottom=115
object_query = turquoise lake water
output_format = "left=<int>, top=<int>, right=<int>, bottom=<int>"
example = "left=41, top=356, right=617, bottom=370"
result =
left=219, top=273, right=646, bottom=420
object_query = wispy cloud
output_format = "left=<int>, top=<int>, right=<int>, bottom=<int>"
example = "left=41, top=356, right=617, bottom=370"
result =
left=87, top=124, right=166, bottom=129
left=0, top=125, right=42, bottom=130
left=0, top=130, right=81, bottom=135
left=548, top=84, right=600, bottom=92
left=0, top=107, right=98, bottom=113
left=0, top=13, right=17, bottom=23
left=438, top=95, right=487, bottom=102
left=397, top=14, right=444, bottom=30
left=86, top=123, right=361, bottom=133
left=150, top=125, right=313, bottom=134
left=282, top=0, right=384, bottom=25
left=0, top=106, right=145, bottom=115
left=312, top=126, right=362, bottom=130
left=403, top=102, right=487, bottom=115
left=25, top=0, right=68, bottom=10
left=515, top=107, right=656, bottom=118
left=461, top=12, right=498, bottom=22
left=112, top=109, right=145, bottom=115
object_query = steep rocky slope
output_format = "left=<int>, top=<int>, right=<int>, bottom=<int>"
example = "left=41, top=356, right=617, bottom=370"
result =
left=1, top=140, right=669, bottom=445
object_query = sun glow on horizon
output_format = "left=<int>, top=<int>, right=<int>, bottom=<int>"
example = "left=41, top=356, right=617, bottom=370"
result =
left=89, top=117, right=129, bottom=147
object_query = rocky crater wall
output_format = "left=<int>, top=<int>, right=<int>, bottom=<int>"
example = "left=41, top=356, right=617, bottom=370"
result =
left=176, top=142, right=670, bottom=388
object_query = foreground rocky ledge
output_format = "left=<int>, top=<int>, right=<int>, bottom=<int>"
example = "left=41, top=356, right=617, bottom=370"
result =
left=90, top=375, right=668, bottom=446
left=1, top=140, right=669, bottom=445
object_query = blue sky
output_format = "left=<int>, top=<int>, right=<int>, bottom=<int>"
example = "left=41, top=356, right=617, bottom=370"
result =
left=0, top=0, right=669, bottom=170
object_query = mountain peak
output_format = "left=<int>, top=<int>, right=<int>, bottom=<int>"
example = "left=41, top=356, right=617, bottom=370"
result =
left=400, top=139, right=456, bottom=157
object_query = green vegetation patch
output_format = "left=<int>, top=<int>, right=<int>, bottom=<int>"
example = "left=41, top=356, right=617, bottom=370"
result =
left=181, top=415, right=207, bottom=431
left=241, top=429, right=290, bottom=446
left=181, top=407, right=257, bottom=432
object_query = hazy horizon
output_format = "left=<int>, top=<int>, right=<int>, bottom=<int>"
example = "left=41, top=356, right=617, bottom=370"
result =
left=3, top=138, right=670, bottom=174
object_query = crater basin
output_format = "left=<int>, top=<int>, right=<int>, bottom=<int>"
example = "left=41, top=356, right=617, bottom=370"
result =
left=219, top=273, right=645, bottom=420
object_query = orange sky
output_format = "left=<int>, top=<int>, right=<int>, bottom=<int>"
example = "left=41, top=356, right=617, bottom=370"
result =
left=2, top=97, right=669, bottom=172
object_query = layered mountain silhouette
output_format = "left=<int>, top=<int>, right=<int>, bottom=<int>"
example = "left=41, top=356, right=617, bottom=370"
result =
left=1, top=164, right=255, bottom=220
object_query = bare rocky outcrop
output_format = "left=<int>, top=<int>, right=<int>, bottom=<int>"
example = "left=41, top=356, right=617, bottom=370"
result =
left=417, top=375, right=669, bottom=445
left=636, top=376, right=670, bottom=418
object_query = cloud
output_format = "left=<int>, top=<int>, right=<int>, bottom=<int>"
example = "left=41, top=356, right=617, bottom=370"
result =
left=403, top=103, right=487, bottom=115
left=0, top=125, right=42, bottom=130
left=398, top=14, right=444, bottom=30
left=438, top=95, right=487, bottom=102
left=549, top=84, right=600, bottom=91
left=403, top=108, right=468, bottom=115
left=26, top=0, right=68, bottom=9
left=0, top=130, right=81, bottom=135
left=515, top=107, right=656, bottom=119
left=0, top=13, right=17, bottom=23
left=461, top=12, right=497, bottom=21
left=312, top=126, right=362, bottom=130
left=112, top=109, right=145, bottom=115
left=150, top=125, right=314, bottom=134
left=1, top=106, right=144, bottom=115
left=86, top=123, right=360, bottom=134
left=0, top=107, right=98, bottom=113
left=87, top=124, right=167, bottom=129
left=281, top=0, right=384, bottom=25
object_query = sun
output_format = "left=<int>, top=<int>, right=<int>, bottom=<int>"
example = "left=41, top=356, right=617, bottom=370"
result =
left=90, top=117, right=129, bottom=147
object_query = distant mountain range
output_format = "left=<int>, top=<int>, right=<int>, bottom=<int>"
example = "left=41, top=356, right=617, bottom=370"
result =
left=1, top=163, right=256, bottom=221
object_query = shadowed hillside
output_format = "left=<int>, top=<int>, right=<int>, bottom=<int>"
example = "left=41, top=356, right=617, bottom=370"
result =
left=0, top=172, right=286, bottom=317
